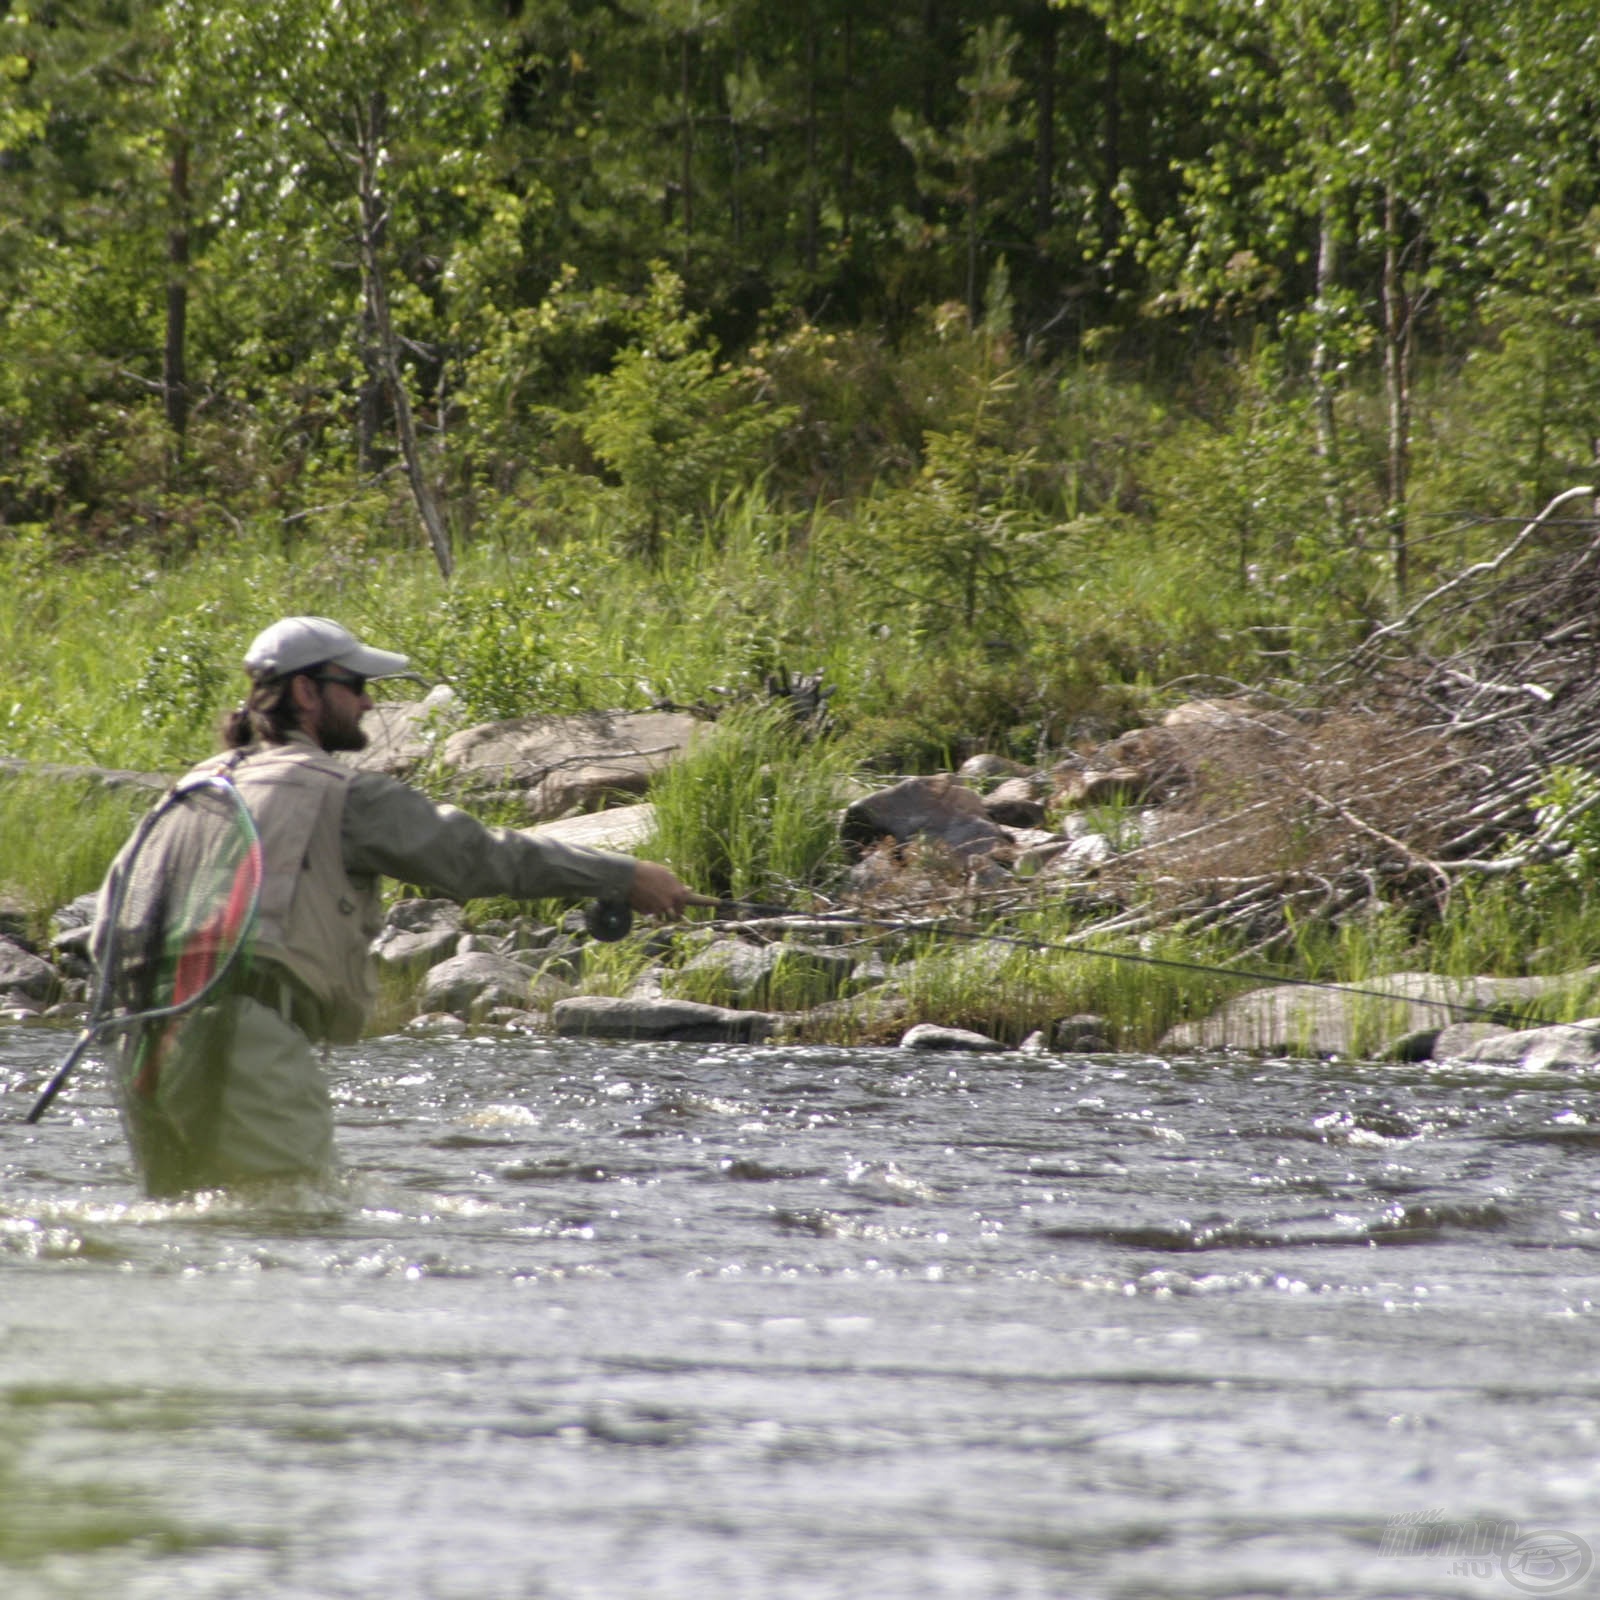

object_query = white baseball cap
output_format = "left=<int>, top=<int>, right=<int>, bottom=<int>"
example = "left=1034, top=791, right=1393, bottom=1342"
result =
left=243, top=616, right=411, bottom=681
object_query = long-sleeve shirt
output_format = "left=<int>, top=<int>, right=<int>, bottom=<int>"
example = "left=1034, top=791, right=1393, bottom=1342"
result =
left=340, top=768, right=638, bottom=906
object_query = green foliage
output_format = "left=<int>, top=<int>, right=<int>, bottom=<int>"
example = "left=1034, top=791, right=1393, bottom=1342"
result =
left=891, top=18, right=1027, bottom=318
left=0, top=775, right=151, bottom=941
left=1144, top=349, right=1387, bottom=648
left=132, top=601, right=231, bottom=762
left=883, top=916, right=1238, bottom=1049
left=643, top=705, right=861, bottom=903
left=420, top=566, right=601, bottom=724
left=824, top=305, right=1072, bottom=642
left=559, top=265, right=796, bottom=562
left=1518, top=766, right=1600, bottom=903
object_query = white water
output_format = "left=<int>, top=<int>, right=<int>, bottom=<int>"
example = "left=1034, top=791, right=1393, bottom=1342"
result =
left=5, top=1027, right=1598, bottom=1598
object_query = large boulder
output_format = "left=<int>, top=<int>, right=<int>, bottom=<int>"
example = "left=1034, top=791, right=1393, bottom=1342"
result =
left=371, top=898, right=463, bottom=972
left=1051, top=697, right=1302, bottom=813
left=899, top=1022, right=1004, bottom=1053
left=441, top=710, right=706, bottom=819
left=352, top=685, right=466, bottom=778
left=0, top=937, right=59, bottom=1004
left=981, top=776, right=1048, bottom=829
left=525, top=801, right=657, bottom=855
left=552, top=994, right=777, bottom=1043
left=419, top=951, right=543, bottom=1016
left=840, top=774, right=1010, bottom=862
left=1451, top=1018, right=1600, bottom=1070
left=1158, top=971, right=1566, bottom=1059
left=679, top=937, right=856, bottom=1007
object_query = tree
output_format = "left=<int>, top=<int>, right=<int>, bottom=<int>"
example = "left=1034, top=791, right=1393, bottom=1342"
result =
left=892, top=17, right=1027, bottom=324
left=179, top=0, right=516, bottom=577
left=1086, top=0, right=1589, bottom=605
left=564, top=263, right=795, bottom=563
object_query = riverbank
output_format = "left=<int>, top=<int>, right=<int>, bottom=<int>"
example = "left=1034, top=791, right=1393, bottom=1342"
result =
left=7, top=689, right=1600, bottom=1071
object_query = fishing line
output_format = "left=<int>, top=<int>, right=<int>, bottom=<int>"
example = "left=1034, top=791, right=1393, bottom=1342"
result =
left=591, top=894, right=1529, bottom=1025
left=24, top=770, right=264, bottom=1124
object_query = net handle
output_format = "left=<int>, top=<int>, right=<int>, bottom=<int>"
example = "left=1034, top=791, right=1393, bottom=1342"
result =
left=23, top=772, right=263, bottom=1125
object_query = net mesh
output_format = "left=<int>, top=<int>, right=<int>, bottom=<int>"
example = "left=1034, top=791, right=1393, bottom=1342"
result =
left=96, top=779, right=260, bottom=1016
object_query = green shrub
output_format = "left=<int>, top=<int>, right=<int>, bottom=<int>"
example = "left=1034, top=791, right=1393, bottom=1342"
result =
left=643, top=705, right=862, bottom=903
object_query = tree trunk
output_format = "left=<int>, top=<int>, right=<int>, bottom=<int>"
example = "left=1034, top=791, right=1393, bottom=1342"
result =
left=804, top=23, right=819, bottom=275
left=163, top=132, right=190, bottom=450
left=1099, top=31, right=1122, bottom=269
left=1382, top=183, right=1410, bottom=606
left=357, top=91, right=454, bottom=582
left=840, top=12, right=855, bottom=237
left=1033, top=2, right=1057, bottom=240
left=1309, top=208, right=1346, bottom=547
left=680, top=32, right=694, bottom=270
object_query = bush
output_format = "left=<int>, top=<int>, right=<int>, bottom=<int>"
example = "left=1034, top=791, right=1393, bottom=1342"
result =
left=643, top=705, right=862, bottom=903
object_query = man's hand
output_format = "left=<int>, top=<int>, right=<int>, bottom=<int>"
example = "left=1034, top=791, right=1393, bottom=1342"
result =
left=627, top=859, right=696, bottom=918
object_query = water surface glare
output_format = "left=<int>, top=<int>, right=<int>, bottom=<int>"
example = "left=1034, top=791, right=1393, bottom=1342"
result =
left=5, top=1029, right=1599, bottom=1598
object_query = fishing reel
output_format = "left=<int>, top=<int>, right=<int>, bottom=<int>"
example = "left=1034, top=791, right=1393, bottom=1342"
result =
left=583, top=898, right=634, bottom=942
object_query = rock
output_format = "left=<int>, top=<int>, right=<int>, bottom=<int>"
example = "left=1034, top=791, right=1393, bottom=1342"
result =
left=782, top=990, right=912, bottom=1041
left=1052, top=725, right=1195, bottom=810
left=1454, top=1018, right=1600, bottom=1070
left=0, top=757, right=167, bottom=795
left=479, top=1006, right=545, bottom=1031
left=371, top=898, right=464, bottom=971
left=840, top=774, right=1010, bottom=862
left=1052, top=1014, right=1110, bottom=1052
left=1038, top=832, right=1117, bottom=876
left=957, top=753, right=1035, bottom=786
left=0, top=937, right=59, bottom=1004
left=1160, top=696, right=1277, bottom=730
left=441, top=710, right=705, bottom=820
left=350, top=685, right=466, bottom=777
left=525, top=802, right=657, bottom=855
left=679, top=938, right=856, bottom=1007
left=406, top=1012, right=469, bottom=1037
left=1158, top=972, right=1556, bottom=1058
left=899, top=1022, right=1005, bottom=1053
left=50, top=891, right=99, bottom=936
left=419, top=951, right=537, bottom=1016
left=982, top=776, right=1047, bottom=828
left=1427, top=1021, right=1515, bottom=1060
left=1381, top=1027, right=1444, bottom=1062
left=552, top=995, right=777, bottom=1043
left=1052, top=764, right=1156, bottom=808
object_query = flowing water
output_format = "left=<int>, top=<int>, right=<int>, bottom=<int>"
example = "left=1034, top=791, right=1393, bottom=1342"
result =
left=3, top=1024, right=1599, bottom=1599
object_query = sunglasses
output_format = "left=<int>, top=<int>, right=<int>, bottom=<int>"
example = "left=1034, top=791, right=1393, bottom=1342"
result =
left=307, top=671, right=368, bottom=696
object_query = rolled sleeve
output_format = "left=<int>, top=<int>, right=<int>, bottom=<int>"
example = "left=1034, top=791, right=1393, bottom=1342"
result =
left=341, top=771, right=638, bottom=904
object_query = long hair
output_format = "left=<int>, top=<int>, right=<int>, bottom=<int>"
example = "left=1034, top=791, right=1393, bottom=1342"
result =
left=219, top=668, right=319, bottom=748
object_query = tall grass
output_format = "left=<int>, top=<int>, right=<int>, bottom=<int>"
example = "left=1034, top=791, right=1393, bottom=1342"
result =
left=642, top=704, right=863, bottom=903
left=0, top=775, right=154, bottom=940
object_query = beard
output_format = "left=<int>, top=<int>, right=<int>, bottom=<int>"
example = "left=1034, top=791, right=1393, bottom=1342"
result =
left=318, top=700, right=370, bottom=753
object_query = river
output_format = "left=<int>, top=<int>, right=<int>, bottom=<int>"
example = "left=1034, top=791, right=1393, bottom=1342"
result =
left=3, top=1026, right=1598, bottom=1599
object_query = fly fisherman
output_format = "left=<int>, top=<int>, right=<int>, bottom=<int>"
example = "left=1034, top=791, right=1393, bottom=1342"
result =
left=94, top=615, right=695, bottom=1196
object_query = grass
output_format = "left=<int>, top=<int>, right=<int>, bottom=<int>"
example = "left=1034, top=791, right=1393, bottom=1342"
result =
left=641, top=703, right=865, bottom=904
left=0, top=774, right=155, bottom=942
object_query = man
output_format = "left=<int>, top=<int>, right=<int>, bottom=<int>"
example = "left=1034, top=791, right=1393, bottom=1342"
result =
left=95, top=615, right=694, bottom=1196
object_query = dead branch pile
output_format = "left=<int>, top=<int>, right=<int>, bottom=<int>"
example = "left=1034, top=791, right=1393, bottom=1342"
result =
left=1105, top=486, right=1600, bottom=954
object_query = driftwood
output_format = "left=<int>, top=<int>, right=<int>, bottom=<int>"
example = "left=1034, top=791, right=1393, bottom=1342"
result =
left=1070, top=486, right=1600, bottom=955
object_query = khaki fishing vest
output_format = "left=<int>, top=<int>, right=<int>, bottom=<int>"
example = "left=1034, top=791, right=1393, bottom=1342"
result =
left=191, top=741, right=381, bottom=1042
